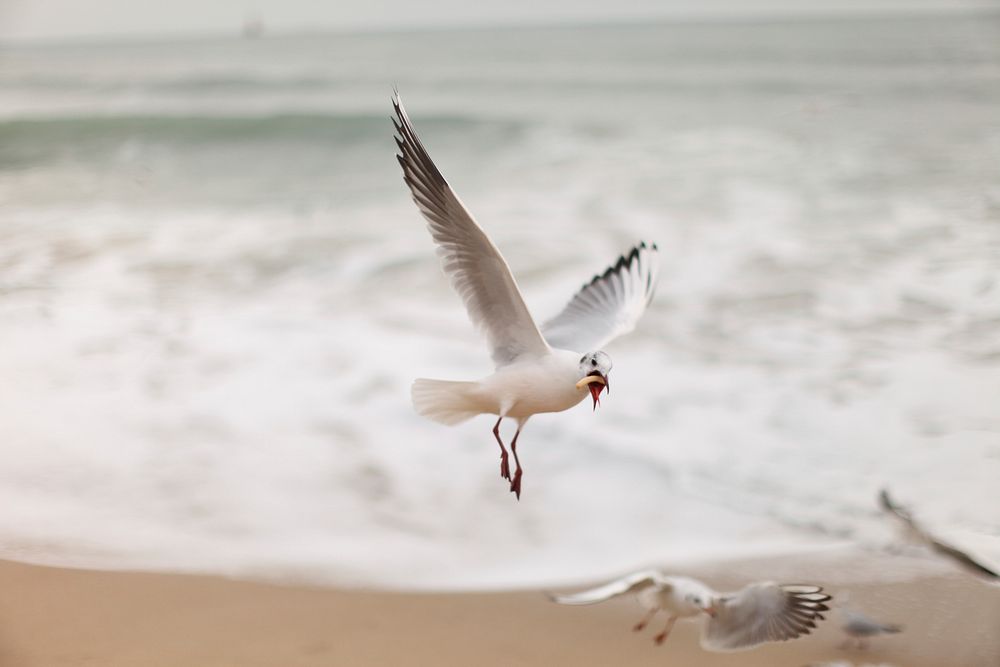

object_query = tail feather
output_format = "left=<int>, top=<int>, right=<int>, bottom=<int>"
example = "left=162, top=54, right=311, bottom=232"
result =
left=411, top=378, right=481, bottom=425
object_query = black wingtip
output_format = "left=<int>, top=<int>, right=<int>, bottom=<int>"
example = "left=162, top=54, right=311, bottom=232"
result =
left=581, top=241, right=658, bottom=290
left=390, top=89, right=404, bottom=126
left=390, top=90, right=403, bottom=141
left=879, top=488, right=917, bottom=525
left=878, top=488, right=895, bottom=511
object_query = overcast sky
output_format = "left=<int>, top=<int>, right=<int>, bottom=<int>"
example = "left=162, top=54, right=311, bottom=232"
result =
left=0, top=0, right=994, bottom=42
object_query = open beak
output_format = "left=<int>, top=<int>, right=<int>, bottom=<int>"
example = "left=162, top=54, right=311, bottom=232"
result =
left=574, top=372, right=608, bottom=410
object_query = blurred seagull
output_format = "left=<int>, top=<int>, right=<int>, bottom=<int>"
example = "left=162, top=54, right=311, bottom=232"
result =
left=548, top=570, right=831, bottom=652
left=839, top=606, right=902, bottom=650
left=392, top=92, right=658, bottom=499
left=879, top=489, right=1000, bottom=582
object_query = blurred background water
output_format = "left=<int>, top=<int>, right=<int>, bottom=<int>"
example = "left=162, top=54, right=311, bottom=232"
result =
left=0, top=13, right=998, bottom=589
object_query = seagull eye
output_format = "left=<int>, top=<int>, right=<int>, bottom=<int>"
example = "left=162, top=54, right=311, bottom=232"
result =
left=580, top=356, right=587, bottom=363
left=591, top=359, right=597, bottom=366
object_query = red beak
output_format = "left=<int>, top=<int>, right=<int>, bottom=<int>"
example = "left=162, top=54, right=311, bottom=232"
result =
left=588, top=374, right=608, bottom=410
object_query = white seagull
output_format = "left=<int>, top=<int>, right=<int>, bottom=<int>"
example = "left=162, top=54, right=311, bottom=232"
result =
left=549, top=570, right=831, bottom=652
left=392, top=92, right=658, bottom=499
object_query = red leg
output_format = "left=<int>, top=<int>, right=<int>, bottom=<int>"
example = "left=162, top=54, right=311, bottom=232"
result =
left=654, top=616, right=677, bottom=645
left=509, top=425, right=524, bottom=499
left=493, top=418, right=510, bottom=481
left=633, top=608, right=657, bottom=632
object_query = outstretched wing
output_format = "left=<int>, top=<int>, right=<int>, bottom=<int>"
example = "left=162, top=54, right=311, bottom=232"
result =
left=701, top=583, right=830, bottom=652
left=541, top=242, right=659, bottom=352
left=547, top=570, right=665, bottom=606
left=879, top=489, right=1000, bottom=581
left=393, top=92, right=550, bottom=367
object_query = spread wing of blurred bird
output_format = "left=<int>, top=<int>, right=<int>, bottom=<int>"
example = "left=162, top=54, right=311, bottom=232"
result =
left=879, top=489, right=999, bottom=582
left=548, top=570, right=830, bottom=652
left=701, top=583, right=831, bottom=652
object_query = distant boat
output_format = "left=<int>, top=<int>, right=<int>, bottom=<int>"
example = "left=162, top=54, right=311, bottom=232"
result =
left=242, top=16, right=264, bottom=39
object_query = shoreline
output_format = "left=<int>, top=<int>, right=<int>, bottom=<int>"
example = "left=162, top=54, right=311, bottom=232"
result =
left=0, top=553, right=996, bottom=666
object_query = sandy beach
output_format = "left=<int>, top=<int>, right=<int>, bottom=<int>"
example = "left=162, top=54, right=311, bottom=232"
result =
left=1, top=553, right=996, bottom=667
left=2, top=12, right=999, bottom=667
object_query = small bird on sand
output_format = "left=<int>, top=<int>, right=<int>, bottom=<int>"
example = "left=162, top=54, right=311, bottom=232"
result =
left=393, top=92, right=658, bottom=499
left=839, top=606, right=902, bottom=650
left=548, top=570, right=831, bottom=652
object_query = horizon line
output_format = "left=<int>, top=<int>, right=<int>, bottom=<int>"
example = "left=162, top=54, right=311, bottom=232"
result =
left=2, top=5, right=998, bottom=49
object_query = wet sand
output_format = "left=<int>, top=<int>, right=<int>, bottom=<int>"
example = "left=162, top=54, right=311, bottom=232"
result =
left=0, top=554, right=997, bottom=666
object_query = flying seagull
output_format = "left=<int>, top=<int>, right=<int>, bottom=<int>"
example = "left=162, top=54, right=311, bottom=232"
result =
left=878, top=489, right=999, bottom=582
left=548, top=570, right=831, bottom=652
left=392, top=92, right=658, bottom=499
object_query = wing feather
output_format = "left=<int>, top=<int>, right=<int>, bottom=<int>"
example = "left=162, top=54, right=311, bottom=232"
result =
left=879, top=489, right=1000, bottom=581
left=547, top=570, right=666, bottom=606
left=701, top=583, right=831, bottom=652
left=392, top=92, right=550, bottom=366
left=542, top=242, right=659, bottom=352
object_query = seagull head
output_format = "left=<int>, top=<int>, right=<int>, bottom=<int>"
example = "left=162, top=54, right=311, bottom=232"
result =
left=686, top=592, right=718, bottom=618
left=574, top=351, right=612, bottom=410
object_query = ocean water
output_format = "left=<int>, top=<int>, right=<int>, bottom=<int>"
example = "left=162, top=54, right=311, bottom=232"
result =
left=1, top=14, right=999, bottom=589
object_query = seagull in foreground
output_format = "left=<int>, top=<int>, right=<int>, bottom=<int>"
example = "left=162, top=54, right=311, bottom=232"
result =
left=839, top=606, right=902, bottom=650
left=879, top=488, right=999, bottom=582
left=548, top=570, right=831, bottom=652
left=392, top=92, right=658, bottom=499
